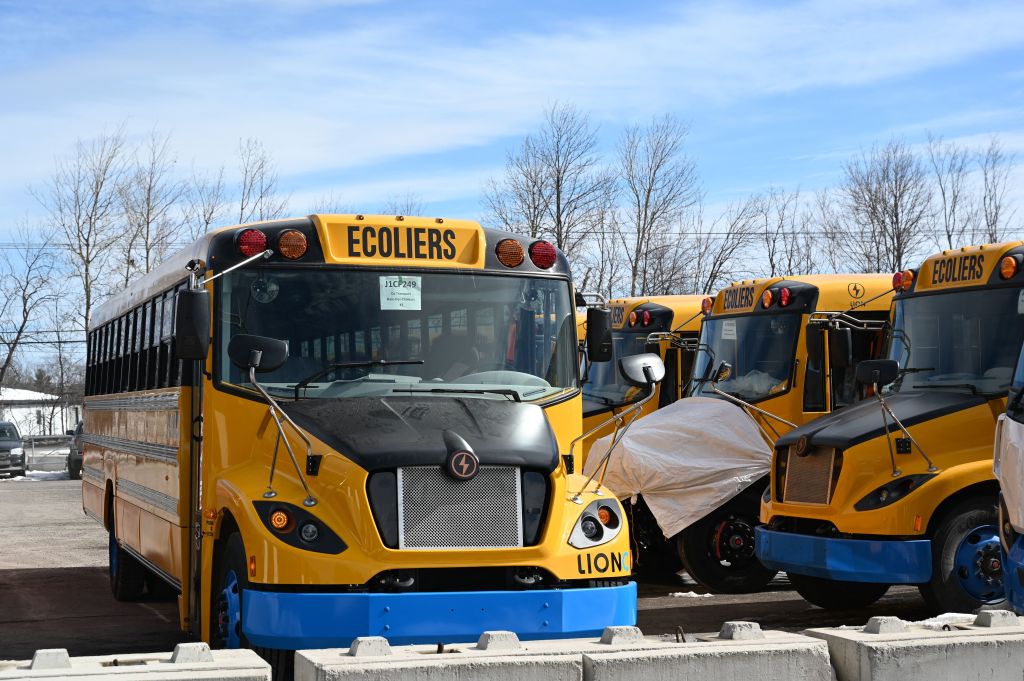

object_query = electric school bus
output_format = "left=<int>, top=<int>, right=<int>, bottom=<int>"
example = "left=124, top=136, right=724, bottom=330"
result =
left=580, top=295, right=705, bottom=465
left=994, top=332, right=1024, bottom=613
left=81, top=214, right=660, bottom=672
left=677, top=274, right=894, bottom=591
left=758, top=242, right=1024, bottom=613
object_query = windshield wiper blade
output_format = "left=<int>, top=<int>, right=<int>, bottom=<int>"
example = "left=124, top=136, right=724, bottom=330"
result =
left=293, top=359, right=424, bottom=399
left=393, top=387, right=523, bottom=402
left=583, top=393, right=615, bottom=405
left=899, top=367, right=934, bottom=375
left=911, top=383, right=992, bottom=396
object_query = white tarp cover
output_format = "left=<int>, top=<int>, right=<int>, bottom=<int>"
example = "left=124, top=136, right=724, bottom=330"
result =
left=584, top=396, right=772, bottom=539
left=996, top=413, right=1024, bottom=532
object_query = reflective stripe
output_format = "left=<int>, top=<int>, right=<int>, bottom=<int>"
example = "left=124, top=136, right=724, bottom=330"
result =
left=82, top=465, right=104, bottom=483
left=82, top=434, right=178, bottom=464
left=116, top=478, right=179, bottom=515
left=85, top=392, right=180, bottom=412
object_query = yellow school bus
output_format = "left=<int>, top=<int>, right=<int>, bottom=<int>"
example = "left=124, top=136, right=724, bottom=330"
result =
left=580, top=295, right=705, bottom=462
left=679, top=274, right=894, bottom=591
left=758, top=242, right=1024, bottom=613
left=81, top=215, right=644, bottom=670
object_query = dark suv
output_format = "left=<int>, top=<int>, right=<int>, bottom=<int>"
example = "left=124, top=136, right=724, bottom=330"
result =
left=0, top=422, right=25, bottom=478
left=67, top=420, right=84, bottom=480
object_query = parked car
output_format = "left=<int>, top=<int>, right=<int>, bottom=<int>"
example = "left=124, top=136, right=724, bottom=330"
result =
left=0, top=421, right=25, bottom=478
left=67, top=420, right=83, bottom=480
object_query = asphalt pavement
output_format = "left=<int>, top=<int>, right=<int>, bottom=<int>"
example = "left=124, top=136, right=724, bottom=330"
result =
left=0, top=478, right=931, bottom=661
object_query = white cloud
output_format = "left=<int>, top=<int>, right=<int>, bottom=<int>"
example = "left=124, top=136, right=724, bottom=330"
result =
left=2, top=0, right=1024, bottom=222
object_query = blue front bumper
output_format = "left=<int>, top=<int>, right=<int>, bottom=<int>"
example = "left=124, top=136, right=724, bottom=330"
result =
left=1005, top=537, right=1024, bottom=614
left=242, top=582, right=637, bottom=650
left=755, top=527, right=932, bottom=584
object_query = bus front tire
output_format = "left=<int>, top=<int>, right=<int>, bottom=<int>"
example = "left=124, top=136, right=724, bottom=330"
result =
left=919, top=497, right=1005, bottom=614
left=212, top=532, right=294, bottom=681
left=789, top=573, right=890, bottom=610
left=109, top=528, right=146, bottom=601
left=676, top=491, right=777, bottom=593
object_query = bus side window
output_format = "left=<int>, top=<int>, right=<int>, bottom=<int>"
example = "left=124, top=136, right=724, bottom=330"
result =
left=659, top=348, right=680, bottom=407
left=803, top=327, right=826, bottom=412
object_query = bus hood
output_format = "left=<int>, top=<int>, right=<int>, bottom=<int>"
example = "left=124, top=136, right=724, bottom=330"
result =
left=776, top=390, right=987, bottom=451
left=281, top=396, right=561, bottom=472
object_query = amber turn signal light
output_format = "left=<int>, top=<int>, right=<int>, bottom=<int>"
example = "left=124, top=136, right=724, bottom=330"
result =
left=278, top=230, right=308, bottom=259
left=269, top=509, right=292, bottom=532
left=1000, top=255, right=1018, bottom=280
left=495, top=239, right=525, bottom=267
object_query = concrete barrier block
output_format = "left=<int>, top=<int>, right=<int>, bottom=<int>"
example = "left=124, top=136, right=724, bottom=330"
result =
left=0, top=647, right=269, bottom=680
left=583, top=630, right=831, bottom=681
left=805, top=613, right=1024, bottom=681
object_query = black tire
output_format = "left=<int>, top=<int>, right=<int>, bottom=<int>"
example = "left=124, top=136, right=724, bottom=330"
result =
left=68, top=461, right=82, bottom=480
left=676, top=486, right=777, bottom=593
left=919, top=497, right=1005, bottom=614
left=626, top=496, right=681, bottom=576
left=790, top=573, right=890, bottom=610
left=212, top=533, right=293, bottom=681
left=12, top=469, right=24, bottom=478
left=109, top=527, right=146, bottom=601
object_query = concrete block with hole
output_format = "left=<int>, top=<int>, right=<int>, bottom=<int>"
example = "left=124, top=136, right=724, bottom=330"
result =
left=804, top=611, right=1024, bottom=681
left=0, top=643, right=269, bottom=680
left=582, top=624, right=831, bottom=681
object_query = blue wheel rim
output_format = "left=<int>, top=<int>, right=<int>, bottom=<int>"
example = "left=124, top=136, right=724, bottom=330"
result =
left=954, top=524, right=1003, bottom=602
left=220, top=570, right=242, bottom=649
left=108, top=531, right=118, bottom=577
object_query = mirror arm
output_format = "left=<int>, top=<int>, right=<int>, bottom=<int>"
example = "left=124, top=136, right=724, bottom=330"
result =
left=708, top=385, right=797, bottom=430
left=870, top=384, right=938, bottom=473
left=571, top=386, right=659, bottom=503
left=193, top=249, right=273, bottom=289
left=248, top=365, right=318, bottom=507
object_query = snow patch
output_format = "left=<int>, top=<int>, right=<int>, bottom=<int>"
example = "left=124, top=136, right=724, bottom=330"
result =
left=669, top=591, right=714, bottom=598
left=1, top=470, right=69, bottom=482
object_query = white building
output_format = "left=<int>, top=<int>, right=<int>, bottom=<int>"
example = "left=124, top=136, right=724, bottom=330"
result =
left=0, top=388, right=80, bottom=437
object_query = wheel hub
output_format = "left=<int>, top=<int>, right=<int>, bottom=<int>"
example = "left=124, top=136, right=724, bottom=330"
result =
left=216, top=570, right=242, bottom=649
left=714, top=518, right=757, bottom=566
left=954, top=525, right=1003, bottom=602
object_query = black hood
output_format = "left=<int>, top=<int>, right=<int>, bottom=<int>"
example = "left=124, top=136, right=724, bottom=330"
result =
left=777, top=390, right=987, bottom=451
left=281, top=396, right=560, bottom=472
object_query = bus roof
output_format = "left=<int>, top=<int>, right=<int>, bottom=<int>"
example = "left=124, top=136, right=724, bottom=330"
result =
left=906, top=241, right=1024, bottom=295
left=608, top=295, right=706, bottom=332
left=710, top=273, right=894, bottom=317
left=91, top=215, right=570, bottom=329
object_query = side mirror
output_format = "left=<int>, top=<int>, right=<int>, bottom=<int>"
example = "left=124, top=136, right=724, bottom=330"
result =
left=65, top=430, right=75, bottom=436
left=829, top=328, right=853, bottom=370
left=618, top=353, right=666, bottom=387
left=586, top=307, right=613, bottom=363
left=855, top=359, right=899, bottom=387
left=805, top=325, right=823, bottom=368
left=228, top=334, right=289, bottom=373
left=713, top=361, right=733, bottom=384
left=175, top=289, right=211, bottom=360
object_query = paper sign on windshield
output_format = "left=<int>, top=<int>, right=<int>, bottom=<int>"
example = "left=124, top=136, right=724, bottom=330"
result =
left=722, top=319, right=737, bottom=340
left=380, top=275, right=422, bottom=310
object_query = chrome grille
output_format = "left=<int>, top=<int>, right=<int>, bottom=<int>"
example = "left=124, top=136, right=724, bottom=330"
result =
left=397, top=465, right=523, bottom=550
left=783, top=446, right=836, bottom=504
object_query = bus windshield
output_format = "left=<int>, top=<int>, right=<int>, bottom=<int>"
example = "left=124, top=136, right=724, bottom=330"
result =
left=689, top=313, right=801, bottom=402
left=583, top=331, right=652, bottom=408
left=217, top=268, right=578, bottom=401
left=887, top=286, right=1024, bottom=396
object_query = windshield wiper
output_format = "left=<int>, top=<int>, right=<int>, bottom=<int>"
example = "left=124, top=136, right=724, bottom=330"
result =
left=583, top=393, right=615, bottom=406
left=911, top=383, right=995, bottom=396
left=293, top=359, right=424, bottom=399
left=393, top=387, right=523, bottom=402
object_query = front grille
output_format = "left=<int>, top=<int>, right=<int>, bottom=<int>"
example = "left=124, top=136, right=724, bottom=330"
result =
left=783, top=445, right=836, bottom=504
left=397, top=465, right=523, bottom=550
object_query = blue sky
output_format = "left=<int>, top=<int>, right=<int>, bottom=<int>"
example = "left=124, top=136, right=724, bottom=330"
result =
left=2, top=0, right=1023, bottom=228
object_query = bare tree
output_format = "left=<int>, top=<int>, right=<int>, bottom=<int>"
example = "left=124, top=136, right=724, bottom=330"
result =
left=382, top=192, right=425, bottom=216
left=483, top=136, right=550, bottom=239
left=977, top=136, right=1017, bottom=243
left=755, top=188, right=818, bottom=277
left=308, top=192, right=351, bottom=214
left=184, top=165, right=227, bottom=239
left=0, top=228, right=57, bottom=385
left=829, top=139, right=933, bottom=273
left=926, top=133, right=975, bottom=250
left=33, top=128, right=127, bottom=329
left=237, top=138, right=288, bottom=223
left=484, top=104, right=611, bottom=260
left=684, top=197, right=759, bottom=295
left=618, top=115, right=700, bottom=295
left=119, top=131, right=185, bottom=285
left=575, top=183, right=624, bottom=297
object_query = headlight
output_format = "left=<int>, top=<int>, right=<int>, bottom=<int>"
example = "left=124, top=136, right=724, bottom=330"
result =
left=10, top=447, right=23, bottom=460
left=568, top=499, right=623, bottom=549
left=854, top=473, right=936, bottom=511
